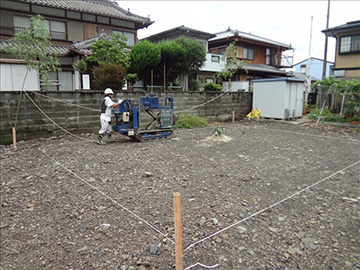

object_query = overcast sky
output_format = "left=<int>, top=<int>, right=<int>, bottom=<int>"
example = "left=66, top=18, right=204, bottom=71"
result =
left=118, top=1, right=360, bottom=66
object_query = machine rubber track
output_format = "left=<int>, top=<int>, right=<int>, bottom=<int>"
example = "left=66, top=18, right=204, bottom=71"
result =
left=134, top=129, right=173, bottom=142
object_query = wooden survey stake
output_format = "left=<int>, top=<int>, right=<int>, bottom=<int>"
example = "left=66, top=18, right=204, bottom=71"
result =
left=12, top=127, right=17, bottom=150
left=174, top=192, right=183, bottom=270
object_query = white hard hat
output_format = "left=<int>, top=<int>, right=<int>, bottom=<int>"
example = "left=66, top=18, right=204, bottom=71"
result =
left=104, top=88, right=114, bottom=95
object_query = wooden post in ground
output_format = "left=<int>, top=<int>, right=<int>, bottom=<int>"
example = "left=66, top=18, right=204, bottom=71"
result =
left=232, top=110, right=235, bottom=123
left=12, top=127, right=17, bottom=150
left=173, top=192, right=183, bottom=270
left=163, top=65, right=166, bottom=96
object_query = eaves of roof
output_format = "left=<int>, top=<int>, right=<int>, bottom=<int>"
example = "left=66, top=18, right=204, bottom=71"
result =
left=17, top=0, right=153, bottom=28
left=322, top=20, right=360, bottom=37
left=241, top=63, right=288, bottom=75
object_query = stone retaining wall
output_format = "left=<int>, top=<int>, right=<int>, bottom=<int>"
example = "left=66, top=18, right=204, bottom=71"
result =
left=0, top=90, right=252, bottom=144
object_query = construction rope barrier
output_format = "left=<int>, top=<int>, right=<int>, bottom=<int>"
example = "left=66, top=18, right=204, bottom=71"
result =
left=24, top=90, right=93, bottom=142
left=184, top=262, right=219, bottom=270
left=29, top=89, right=231, bottom=115
left=184, top=159, right=360, bottom=252
left=174, top=90, right=230, bottom=114
left=28, top=90, right=99, bottom=112
left=43, top=152, right=175, bottom=245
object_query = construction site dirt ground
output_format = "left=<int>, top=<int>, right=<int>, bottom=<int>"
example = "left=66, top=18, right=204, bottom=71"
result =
left=1, top=119, right=359, bottom=270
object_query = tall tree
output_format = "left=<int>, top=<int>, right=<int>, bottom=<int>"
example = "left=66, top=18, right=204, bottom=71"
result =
left=4, top=14, right=61, bottom=90
left=154, top=40, right=187, bottom=86
left=86, top=33, right=130, bottom=69
left=4, top=14, right=61, bottom=136
left=128, top=40, right=161, bottom=89
left=174, top=36, right=206, bottom=74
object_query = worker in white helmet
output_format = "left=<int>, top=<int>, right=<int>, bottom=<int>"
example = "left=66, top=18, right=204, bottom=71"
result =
left=97, top=88, right=123, bottom=145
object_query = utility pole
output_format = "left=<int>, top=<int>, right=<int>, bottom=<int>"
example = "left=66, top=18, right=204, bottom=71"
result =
left=305, top=16, right=313, bottom=105
left=318, top=0, right=331, bottom=107
left=322, top=0, right=330, bottom=79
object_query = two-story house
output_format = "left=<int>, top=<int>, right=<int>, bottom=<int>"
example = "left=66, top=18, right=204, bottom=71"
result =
left=322, top=20, right=360, bottom=80
left=0, top=0, right=152, bottom=91
left=208, top=28, right=294, bottom=90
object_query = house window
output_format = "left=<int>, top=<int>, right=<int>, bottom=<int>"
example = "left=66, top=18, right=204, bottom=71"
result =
left=339, top=34, right=360, bottom=54
left=206, top=78, right=214, bottom=83
left=42, top=71, right=73, bottom=90
left=211, top=55, right=220, bottom=62
left=218, top=47, right=226, bottom=55
left=13, top=16, right=30, bottom=33
left=44, top=20, right=66, bottom=40
left=243, top=48, right=254, bottom=60
left=300, top=64, right=306, bottom=73
left=112, top=30, right=135, bottom=46
left=14, top=16, right=66, bottom=40
left=266, top=48, right=271, bottom=65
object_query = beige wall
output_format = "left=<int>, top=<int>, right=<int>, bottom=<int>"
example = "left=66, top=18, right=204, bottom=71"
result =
left=335, top=54, right=360, bottom=69
left=345, top=69, right=360, bottom=79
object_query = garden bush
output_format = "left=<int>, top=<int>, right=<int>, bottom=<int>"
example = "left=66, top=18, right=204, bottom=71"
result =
left=173, top=114, right=208, bottom=129
left=93, top=63, right=126, bottom=90
left=203, top=82, right=223, bottom=92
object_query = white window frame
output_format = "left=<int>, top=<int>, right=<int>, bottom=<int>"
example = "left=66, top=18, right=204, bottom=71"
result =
left=339, top=34, right=360, bottom=54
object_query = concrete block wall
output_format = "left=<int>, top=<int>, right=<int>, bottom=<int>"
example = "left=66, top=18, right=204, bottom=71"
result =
left=0, top=90, right=252, bottom=144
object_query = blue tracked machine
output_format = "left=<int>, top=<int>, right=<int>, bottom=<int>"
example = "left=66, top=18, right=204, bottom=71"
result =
left=112, top=95, right=174, bottom=142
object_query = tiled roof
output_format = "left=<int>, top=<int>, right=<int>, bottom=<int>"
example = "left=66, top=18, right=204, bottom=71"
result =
left=210, top=28, right=292, bottom=49
left=19, top=0, right=152, bottom=26
left=145, top=25, right=216, bottom=41
left=71, top=31, right=130, bottom=54
left=0, top=39, right=91, bottom=56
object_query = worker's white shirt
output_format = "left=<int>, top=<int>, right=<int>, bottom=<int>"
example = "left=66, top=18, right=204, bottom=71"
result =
left=100, top=96, right=114, bottom=122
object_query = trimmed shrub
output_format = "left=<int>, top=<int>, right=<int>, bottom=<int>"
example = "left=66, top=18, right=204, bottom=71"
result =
left=204, top=82, right=223, bottom=92
left=93, top=63, right=126, bottom=90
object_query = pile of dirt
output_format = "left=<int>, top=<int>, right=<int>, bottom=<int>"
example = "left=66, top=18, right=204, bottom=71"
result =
left=1, top=119, right=359, bottom=270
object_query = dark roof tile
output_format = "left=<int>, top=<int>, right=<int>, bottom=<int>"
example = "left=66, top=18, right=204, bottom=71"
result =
left=19, top=0, right=152, bottom=26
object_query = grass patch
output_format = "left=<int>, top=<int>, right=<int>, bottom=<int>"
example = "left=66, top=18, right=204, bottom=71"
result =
left=173, top=114, right=208, bottom=129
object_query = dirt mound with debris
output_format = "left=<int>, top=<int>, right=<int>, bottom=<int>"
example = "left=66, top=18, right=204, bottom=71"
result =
left=1, top=119, right=359, bottom=270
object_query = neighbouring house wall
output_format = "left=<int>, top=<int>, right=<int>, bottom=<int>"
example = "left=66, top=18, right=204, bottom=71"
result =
left=0, top=64, right=40, bottom=90
left=293, top=59, right=333, bottom=80
left=0, top=91, right=252, bottom=144
left=335, top=54, right=360, bottom=69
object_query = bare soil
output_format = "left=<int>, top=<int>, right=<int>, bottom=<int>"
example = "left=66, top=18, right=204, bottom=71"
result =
left=1, top=119, right=359, bottom=270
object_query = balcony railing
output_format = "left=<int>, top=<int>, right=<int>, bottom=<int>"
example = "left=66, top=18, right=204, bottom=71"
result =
left=0, top=26, right=66, bottom=41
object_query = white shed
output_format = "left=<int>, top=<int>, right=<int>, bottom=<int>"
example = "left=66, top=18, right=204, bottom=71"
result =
left=252, top=77, right=305, bottom=119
